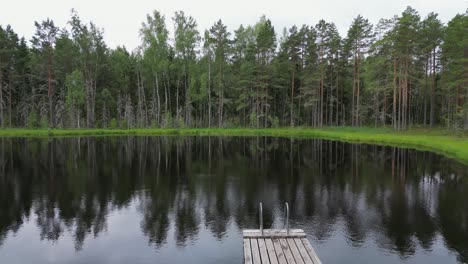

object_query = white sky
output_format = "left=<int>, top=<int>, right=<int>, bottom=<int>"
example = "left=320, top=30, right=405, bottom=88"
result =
left=1, top=0, right=467, bottom=50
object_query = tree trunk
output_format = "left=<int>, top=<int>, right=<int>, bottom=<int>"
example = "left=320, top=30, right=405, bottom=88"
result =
left=374, top=93, right=378, bottom=127
left=86, top=76, right=95, bottom=128
left=352, top=57, right=356, bottom=127
left=77, top=109, right=80, bottom=128
left=393, top=57, right=397, bottom=130
left=356, top=55, right=361, bottom=126
left=290, top=69, right=295, bottom=127
left=164, top=72, right=168, bottom=115
left=219, top=58, right=224, bottom=128
left=404, top=54, right=409, bottom=129
left=398, top=70, right=402, bottom=130
left=176, top=79, right=179, bottom=124
left=383, top=90, right=387, bottom=126
left=329, top=64, right=333, bottom=126
left=219, top=85, right=223, bottom=128
left=185, top=66, right=191, bottom=127
left=219, top=83, right=224, bottom=128
left=423, top=56, right=428, bottom=127
left=320, top=68, right=324, bottom=127
left=155, top=72, right=160, bottom=125
left=166, top=73, right=171, bottom=115
left=86, top=79, right=91, bottom=127
left=208, top=62, right=211, bottom=128
left=8, top=80, right=12, bottom=127
left=137, top=70, right=142, bottom=127
left=264, top=76, right=268, bottom=128
left=48, top=52, right=54, bottom=128
left=335, top=68, right=339, bottom=125
left=143, top=79, right=148, bottom=127
left=0, top=59, right=3, bottom=128
left=430, top=48, right=436, bottom=127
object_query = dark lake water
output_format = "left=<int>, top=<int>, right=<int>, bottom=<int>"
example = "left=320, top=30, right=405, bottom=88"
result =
left=0, top=136, right=467, bottom=264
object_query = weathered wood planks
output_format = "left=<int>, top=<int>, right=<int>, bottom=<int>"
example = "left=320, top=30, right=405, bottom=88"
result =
left=243, top=229, right=322, bottom=264
left=244, top=238, right=253, bottom=264
left=243, top=229, right=307, bottom=238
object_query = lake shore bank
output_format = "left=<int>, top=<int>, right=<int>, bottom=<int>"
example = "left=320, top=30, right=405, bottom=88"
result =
left=1, top=127, right=468, bottom=164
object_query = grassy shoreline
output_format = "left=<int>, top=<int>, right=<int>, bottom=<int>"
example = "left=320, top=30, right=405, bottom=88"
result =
left=1, top=127, right=468, bottom=164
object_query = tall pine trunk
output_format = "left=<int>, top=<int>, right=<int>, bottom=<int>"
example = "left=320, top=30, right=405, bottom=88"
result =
left=155, top=72, right=161, bottom=125
left=48, top=52, right=54, bottom=128
left=423, top=56, right=428, bottom=127
left=320, top=67, right=324, bottom=127
left=86, top=75, right=95, bottom=128
left=290, top=69, right=294, bottom=127
left=335, top=67, right=339, bottom=125
left=430, top=49, right=436, bottom=128
left=0, top=59, right=3, bottom=128
left=208, top=62, right=211, bottom=128
left=393, top=57, right=397, bottom=130
left=352, top=57, right=356, bottom=127
left=185, top=66, right=191, bottom=126
left=8, top=71, right=12, bottom=126
left=163, top=72, right=167, bottom=114
left=176, top=79, right=179, bottom=123
left=356, top=55, right=361, bottom=126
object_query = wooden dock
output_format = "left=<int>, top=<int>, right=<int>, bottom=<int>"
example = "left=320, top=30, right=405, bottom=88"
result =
left=243, top=229, right=322, bottom=264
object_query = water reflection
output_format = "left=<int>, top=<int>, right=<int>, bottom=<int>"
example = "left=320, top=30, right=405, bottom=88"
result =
left=0, top=137, right=467, bottom=263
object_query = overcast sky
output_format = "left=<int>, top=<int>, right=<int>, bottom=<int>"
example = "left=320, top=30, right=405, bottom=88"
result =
left=1, top=0, right=467, bottom=50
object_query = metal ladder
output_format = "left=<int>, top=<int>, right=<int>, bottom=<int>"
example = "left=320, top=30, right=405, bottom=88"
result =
left=258, top=202, right=290, bottom=235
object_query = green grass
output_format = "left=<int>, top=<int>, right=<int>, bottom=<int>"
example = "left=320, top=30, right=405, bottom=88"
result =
left=1, top=127, right=468, bottom=164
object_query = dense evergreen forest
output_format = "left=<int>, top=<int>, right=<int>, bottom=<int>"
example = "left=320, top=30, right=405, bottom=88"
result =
left=0, top=7, right=466, bottom=130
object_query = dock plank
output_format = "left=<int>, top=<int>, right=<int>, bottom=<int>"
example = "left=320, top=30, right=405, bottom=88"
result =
left=243, top=229, right=306, bottom=238
left=272, top=238, right=288, bottom=264
left=258, top=238, right=271, bottom=264
left=243, top=229, right=321, bottom=264
left=287, top=238, right=305, bottom=264
left=265, top=239, right=279, bottom=264
left=293, top=238, right=314, bottom=264
left=300, top=238, right=322, bottom=264
left=279, top=238, right=296, bottom=264
left=251, top=238, right=262, bottom=264
left=244, top=238, right=253, bottom=264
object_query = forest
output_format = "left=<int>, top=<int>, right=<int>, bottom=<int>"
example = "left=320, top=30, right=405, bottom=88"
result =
left=0, top=7, right=466, bottom=130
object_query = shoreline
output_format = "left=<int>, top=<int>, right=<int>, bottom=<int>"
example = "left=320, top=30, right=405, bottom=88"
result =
left=1, top=127, right=467, bottom=164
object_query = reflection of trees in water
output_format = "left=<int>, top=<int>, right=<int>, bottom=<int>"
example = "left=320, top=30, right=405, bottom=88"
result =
left=0, top=139, right=33, bottom=247
left=438, top=181, right=468, bottom=262
left=295, top=142, right=467, bottom=262
left=0, top=138, right=118, bottom=250
left=0, top=137, right=467, bottom=261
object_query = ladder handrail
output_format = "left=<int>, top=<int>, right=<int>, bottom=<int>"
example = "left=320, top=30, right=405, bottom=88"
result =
left=259, top=202, right=263, bottom=235
left=284, top=202, right=289, bottom=235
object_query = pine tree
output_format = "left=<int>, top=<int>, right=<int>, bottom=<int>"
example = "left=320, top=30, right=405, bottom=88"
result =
left=441, top=11, right=468, bottom=129
left=31, top=19, right=59, bottom=127
left=207, top=20, right=230, bottom=127
left=345, top=15, right=374, bottom=126
left=173, top=11, right=200, bottom=126
left=140, top=10, right=170, bottom=125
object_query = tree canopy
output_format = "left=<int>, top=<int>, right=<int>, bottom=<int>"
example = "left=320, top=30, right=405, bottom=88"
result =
left=0, top=8, right=466, bottom=129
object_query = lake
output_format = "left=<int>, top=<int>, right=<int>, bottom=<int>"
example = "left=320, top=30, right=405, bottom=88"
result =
left=0, top=136, right=467, bottom=264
